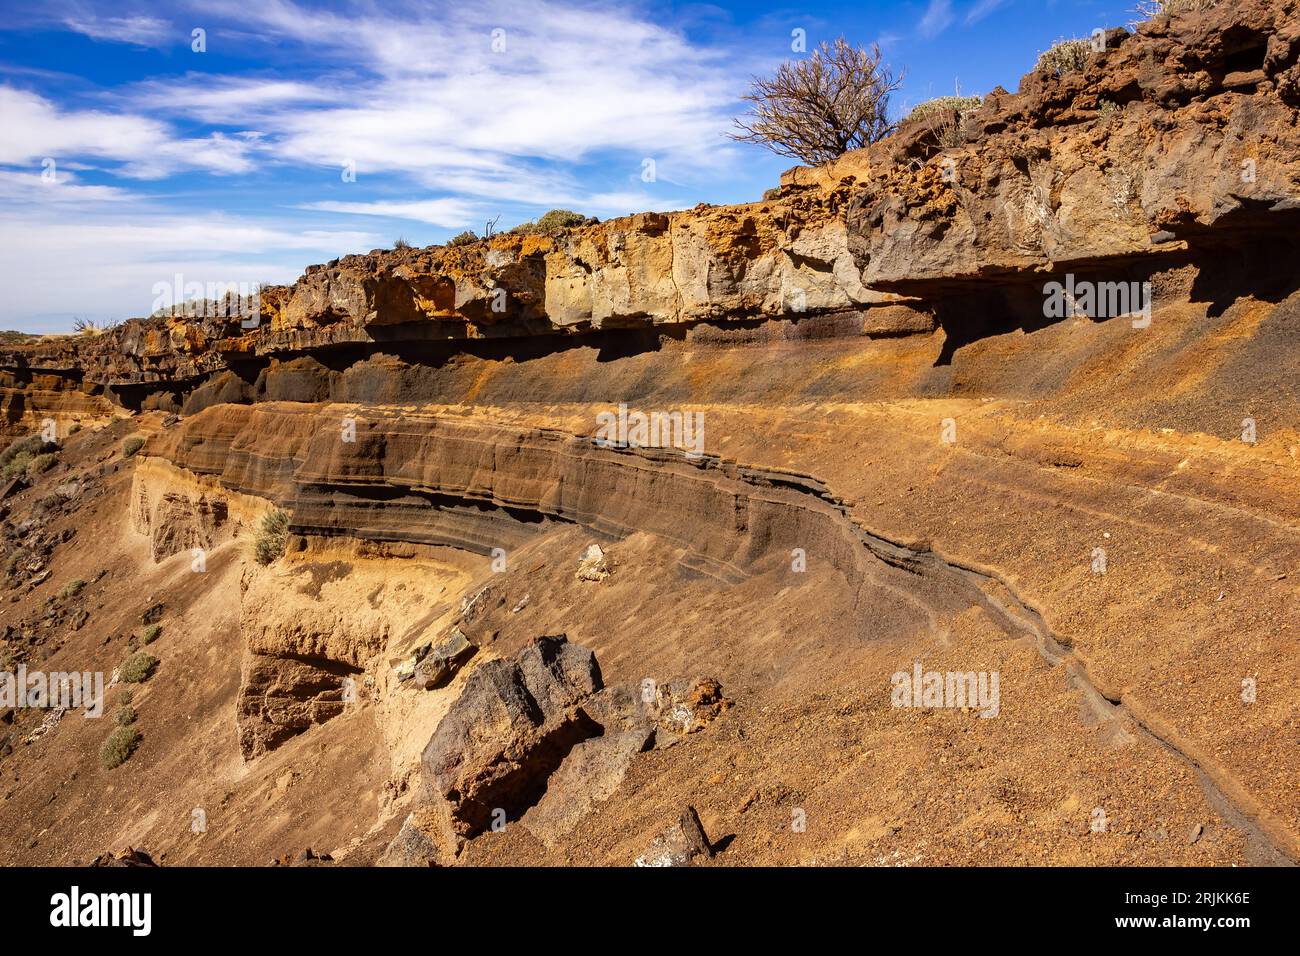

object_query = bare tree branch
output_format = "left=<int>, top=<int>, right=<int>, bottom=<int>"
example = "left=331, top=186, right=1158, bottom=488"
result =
left=729, top=38, right=904, bottom=165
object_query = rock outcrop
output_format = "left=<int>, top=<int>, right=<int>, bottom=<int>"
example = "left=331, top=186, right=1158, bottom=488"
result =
left=420, top=635, right=603, bottom=856
left=0, top=0, right=1296, bottom=870
left=0, top=1, right=1294, bottom=409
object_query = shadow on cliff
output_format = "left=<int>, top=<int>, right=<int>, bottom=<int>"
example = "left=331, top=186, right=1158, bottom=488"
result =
left=930, top=222, right=1300, bottom=366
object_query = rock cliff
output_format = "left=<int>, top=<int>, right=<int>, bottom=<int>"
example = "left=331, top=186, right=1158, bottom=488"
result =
left=0, top=1, right=1297, bottom=868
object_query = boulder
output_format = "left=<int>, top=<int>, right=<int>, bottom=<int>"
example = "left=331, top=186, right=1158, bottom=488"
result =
left=575, top=543, right=610, bottom=582
left=378, top=809, right=444, bottom=867
left=90, top=847, right=158, bottom=867
left=420, top=634, right=602, bottom=855
left=412, top=627, right=476, bottom=690
left=584, top=675, right=731, bottom=748
left=521, top=727, right=653, bottom=847
left=634, top=807, right=713, bottom=867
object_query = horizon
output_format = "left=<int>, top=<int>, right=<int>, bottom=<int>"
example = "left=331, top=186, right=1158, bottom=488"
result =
left=1, top=0, right=1138, bottom=333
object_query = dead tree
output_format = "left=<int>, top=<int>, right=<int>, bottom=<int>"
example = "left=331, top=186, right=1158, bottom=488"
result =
left=730, top=38, right=903, bottom=165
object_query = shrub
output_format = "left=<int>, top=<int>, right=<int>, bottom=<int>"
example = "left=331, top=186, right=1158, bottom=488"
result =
left=908, top=95, right=982, bottom=122
left=0, top=434, right=49, bottom=474
left=514, top=210, right=589, bottom=235
left=122, top=436, right=145, bottom=458
left=393, top=237, right=412, bottom=250
left=1137, top=0, right=1217, bottom=17
left=119, top=652, right=159, bottom=684
left=1, top=452, right=33, bottom=480
left=4, top=548, right=30, bottom=575
left=518, top=209, right=588, bottom=235
left=255, top=508, right=290, bottom=566
left=730, top=37, right=903, bottom=164
left=1037, top=39, right=1092, bottom=77
left=119, top=689, right=134, bottom=706
left=58, top=579, right=86, bottom=599
left=73, top=317, right=117, bottom=335
left=141, top=623, right=161, bottom=645
left=26, top=452, right=57, bottom=477
left=115, top=704, right=137, bottom=726
left=100, top=725, right=141, bottom=768
left=447, top=230, right=478, bottom=247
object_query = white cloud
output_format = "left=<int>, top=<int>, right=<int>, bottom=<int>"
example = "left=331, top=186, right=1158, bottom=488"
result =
left=966, top=0, right=1012, bottom=25
left=918, top=0, right=956, bottom=38
left=127, top=76, right=337, bottom=125
left=0, top=86, right=259, bottom=178
left=0, top=204, right=382, bottom=331
left=0, top=168, right=135, bottom=202
left=63, top=14, right=172, bottom=47
left=299, top=198, right=481, bottom=227
left=121, top=0, right=741, bottom=206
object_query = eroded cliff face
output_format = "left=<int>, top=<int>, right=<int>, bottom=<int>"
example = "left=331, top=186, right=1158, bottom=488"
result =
left=2, top=0, right=1297, bottom=400
left=0, top=1, right=1298, bottom=867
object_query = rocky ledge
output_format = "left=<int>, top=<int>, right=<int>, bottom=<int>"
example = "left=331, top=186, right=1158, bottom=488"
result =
left=0, top=0, right=1297, bottom=401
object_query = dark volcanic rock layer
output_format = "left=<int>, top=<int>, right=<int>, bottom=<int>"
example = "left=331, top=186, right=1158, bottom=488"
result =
left=141, top=402, right=917, bottom=591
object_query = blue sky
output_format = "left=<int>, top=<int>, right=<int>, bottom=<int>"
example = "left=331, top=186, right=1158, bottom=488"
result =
left=0, top=0, right=1138, bottom=332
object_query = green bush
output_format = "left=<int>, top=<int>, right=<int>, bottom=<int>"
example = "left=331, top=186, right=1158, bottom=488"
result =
left=122, top=436, right=145, bottom=458
left=1, top=452, right=33, bottom=480
left=515, top=209, right=588, bottom=236
left=4, top=548, right=30, bottom=575
left=100, top=725, right=141, bottom=768
left=58, top=579, right=86, bottom=599
left=115, top=704, right=137, bottom=726
left=447, top=230, right=478, bottom=247
left=141, top=623, right=161, bottom=645
left=255, top=508, right=290, bottom=566
left=27, top=452, right=58, bottom=477
left=908, top=95, right=982, bottom=122
left=119, top=652, right=159, bottom=684
left=1037, top=38, right=1092, bottom=77
left=0, top=434, right=49, bottom=471
left=538, top=209, right=586, bottom=231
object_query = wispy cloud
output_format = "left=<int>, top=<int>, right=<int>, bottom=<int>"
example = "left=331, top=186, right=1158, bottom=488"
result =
left=63, top=14, right=172, bottom=48
left=0, top=86, right=259, bottom=178
left=0, top=203, right=381, bottom=330
left=966, top=0, right=1012, bottom=26
left=918, top=0, right=956, bottom=38
left=118, top=0, right=741, bottom=207
left=298, top=198, right=481, bottom=228
left=0, top=168, right=135, bottom=202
